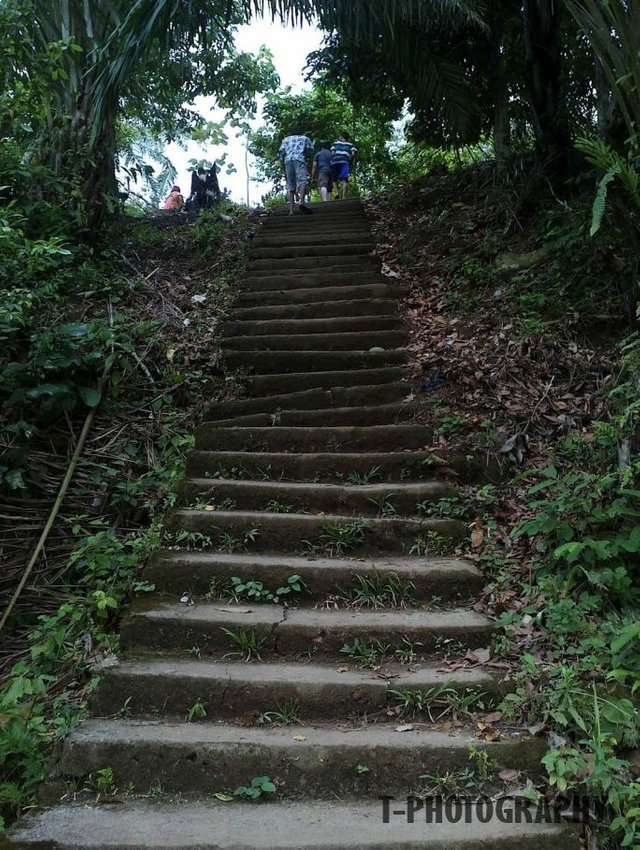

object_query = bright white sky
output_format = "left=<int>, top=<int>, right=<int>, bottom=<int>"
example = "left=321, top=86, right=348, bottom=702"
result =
left=165, top=19, right=323, bottom=206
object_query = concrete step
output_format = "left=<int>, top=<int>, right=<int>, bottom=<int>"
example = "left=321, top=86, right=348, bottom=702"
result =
left=223, top=330, right=407, bottom=351
left=163, top=509, right=465, bottom=556
left=179, top=478, right=454, bottom=516
left=240, top=270, right=385, bottom=291
left=248, top=254, right=377, bottom=274
left=224, top=349, right=407, bottom=374
left=249, top=367, right=406, bottom=396
left=193, top=424, right=430, bottom=453
left=185, top=450, right=445, bottom=482
left=232, top=299, right=397, bottom=322
left=249, top=242, right=373, bottom=260
left=251, top=231, right=373, bottom=249
left=204, top=384, right=413, bottom=422
left=208, top=403, right=417, bottom=428
left=121, top=602, right=489, bottom=657
left=92, top=659, right=501, bottom=719
left=236, top=283, right=405, bottom=307
left=145, top=551, right=482, bottom=599
left=222, top=315, right=402, bottom=337
left=3, top=799, right=580, bottom=849
left=49, top=718, right=544, bottom=798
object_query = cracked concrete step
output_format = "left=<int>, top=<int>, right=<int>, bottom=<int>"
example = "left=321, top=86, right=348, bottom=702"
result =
left=204, top=384, right=412, bottom=421
left=240, top=269, right=385, bottom=291
left=247, top=262, right=378, bottom=279
left=145, top=551, right=482, bottom=599
left=2, top=799, right=580, bottom=849
left=248, top=367, right=406, bottom=396
left=48, top=718, right=544, bottom=798
left=249, top=242, right=373, bottom=260
left=186, top=450, right=444, bottom=482
left=178, top=478, right=453, bottom=516
left=224, top=349, right=407, bottom=375
left=92, top=659, right=502, bottom=719
left=248, top=254, right=377, bottom=274
left=221, top=315, right=402, bottom=337
left=208, top=403, right=417, bottom=428
left=193, top=424, right=430, bottom=454
left=232, top=299, right=397, bottom=322
left=252, top=231, right=373, bottom=248
left=223, top=330, right=406, bottom=352
left=163, top=509, right=465, bottom=555
left=121, top=603, right=490, bottom=657
left=235, top=283, right=405, bottom=307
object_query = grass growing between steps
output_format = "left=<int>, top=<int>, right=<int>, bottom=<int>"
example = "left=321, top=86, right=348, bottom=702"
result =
left=0, top=204, right=257, bottom=834
left=369, top=168, right=640, bottom=848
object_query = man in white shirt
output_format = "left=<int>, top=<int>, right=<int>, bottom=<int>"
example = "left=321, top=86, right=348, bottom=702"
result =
left=278, top=129, right=314, bottom=215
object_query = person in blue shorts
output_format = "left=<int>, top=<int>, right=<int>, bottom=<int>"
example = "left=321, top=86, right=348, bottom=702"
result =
left=330, top=132, right=357, bottom=199
left=278, top=128, right=314, bottom=215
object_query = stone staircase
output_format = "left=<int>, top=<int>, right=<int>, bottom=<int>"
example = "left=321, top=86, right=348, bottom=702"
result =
left=3, top=200, right=577, bottom=848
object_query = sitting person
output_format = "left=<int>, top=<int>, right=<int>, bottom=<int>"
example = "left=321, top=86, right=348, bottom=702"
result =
left=163, top=185, right=184, bottom=211
left=184, top=169, right=207, bottom=212
left=205, top=165, right=221, bottom=206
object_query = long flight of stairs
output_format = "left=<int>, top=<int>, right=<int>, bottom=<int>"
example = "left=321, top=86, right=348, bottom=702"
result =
left=3, top=200, right=577, bottom=848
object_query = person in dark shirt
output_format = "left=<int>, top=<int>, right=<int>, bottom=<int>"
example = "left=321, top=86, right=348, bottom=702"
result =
left=311, top=141, right=333, bottom=202
left=330, top=132, right=358, bottom=198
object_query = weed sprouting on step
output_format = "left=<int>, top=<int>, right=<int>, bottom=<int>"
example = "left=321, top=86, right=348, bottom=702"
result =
left=337, top=572, right=415, bottom=609
left=258, top=698, right=300, bottom=726
left=186, top=699, right=207, bottom=721
left=190, top=497, right=236, bottom=511
left=265, top=499, right=295, bottom=513
left=416, top=496, right=467, bottom=519
left=340, top=638, right=382, bottom=668
left=306, top=518, right=369, bottom=556
left=165, top=530, right=213, bottom=550
left=233, top=775, right=277, bottom=800
left=221, top=628, right=268, bottom=662
left=90, top=767, right=115, bottom=796
left=369, top=495, right=399, bottom=517
left=217, top=527, right=259, bottom=553
left=389, top=684, right=490, bottom=722
left=409, top=531, right=449, bottom=556
left=347, top=465, right=381, bottom=485
left=227, top=574, right=308, bottom=604
left=204, top=464, right=250, bottom=480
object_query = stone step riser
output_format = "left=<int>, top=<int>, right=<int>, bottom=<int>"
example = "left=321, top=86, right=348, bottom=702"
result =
left=51, top=721, right=544, bottom=799
left=186, top=450, right=443, bottom=482
left=223, top=331, right=407, bottom=352
left=204, top=403, right=416, bottom=428
left=251, top=233, right=373, bottom=249
left=235, top=284, right=405, bottom=307
left=248, top=255, right=377, bottom=273
left=239, top=272, right=385, bottom=291
left=249, top=243, right=373, bottom=260
left=92, top=662, right=501, bottom=720
left=145, top=552, right=482, bottom=600
left=232, top=299, right=397, bottom=322
left=224, top=349, right=407, bottom=375
left=221, top=316, right=402, bottom=337
left=163, top=509, right=465, bottom=556
left=193, top=424, right=431, bottom=454
left=178, top=478, right=454, bottom=517
left=248, top=367, right=405, bottom=396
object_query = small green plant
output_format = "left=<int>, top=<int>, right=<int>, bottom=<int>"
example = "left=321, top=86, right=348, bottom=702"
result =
left=338, top=572, right=415, bottom=609
left=347, top=466, right=381, bottom=485
left=316, top=518, right=369, bottom=555
left=228, top=574, right=308, bottom=604
left=217, top=527, right=259, bottom=553
left=394, top=635, right=424, bottom=664
left=265, top=499, right=295, bottom=513
left=258, top=698, right=300, bottom=725
left=467, top=745, right=498, bottom=781
left=356, top=764, right=371, bottom=775
left=340, top=638, right=380, bottom=667
left=221, top=627, right=268, bottom=662
left=389, top=684, right=488, bottom=721
left=369, top=495, right=399, bottom=516
left=187, top=645, right=202, bottom=659
left=92, top=767, right=116, bottom=795
left=409, top=531, right=448, bottom=556
left=166, top=530, right=213, bottom=550
left=186, top=699, right=207, bottom=721
left=233, top=775, right=277, bottom=800
left=436, top=414, right=469, bottom=437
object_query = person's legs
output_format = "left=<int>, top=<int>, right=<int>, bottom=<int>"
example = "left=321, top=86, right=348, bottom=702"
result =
left=294, top=161, right=311, bottom=212
left=318, top=172, right=330, bottom=201
left=284, top=161, right=297, bottom=214
left=336, top=162, right=350, bottom=198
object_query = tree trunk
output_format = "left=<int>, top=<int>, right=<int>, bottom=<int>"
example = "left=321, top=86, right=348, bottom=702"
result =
left=522, top=0, right=571, bottom=177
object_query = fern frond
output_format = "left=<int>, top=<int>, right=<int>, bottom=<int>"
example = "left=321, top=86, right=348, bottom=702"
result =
left=590, top=165, right=619, bottom=237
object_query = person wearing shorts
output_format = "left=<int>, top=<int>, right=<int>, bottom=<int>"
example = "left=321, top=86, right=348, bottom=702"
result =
left=311, top=142, right=333, bottom=201
left=330, top=132, right=357, bottom=198
left=278, top=129, right=314, bottom=215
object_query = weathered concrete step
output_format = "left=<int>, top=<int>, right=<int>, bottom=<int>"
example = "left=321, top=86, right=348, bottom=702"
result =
left=248, top=254, right=377, bottom=273
left=222, top=314, right=402, bottom=337
left=50, top=718, right=544, bottom=798
left=164, top=509, right=465, bottom=555
left=3, top=799, right=580, bottom=849
left=252, top=231, right=373, bottom=249
left=146, top=551, right=482, bottom=599
left=204, top=384, right=411, bottom=422
left=249, top=367, right=405, bottom=396
left=193, top=424, right=430, bottom=454
left=122, top=602, right=489, bottom=657
left=236, top=283, right=405, bottom=307
left=206, top=402, right=416, bottom=428
left=92, top=659, right=501, bottom=718
left=268, top=199, right=364, bottom=214
left=249, top=242, right=373, bottom=260
left=179, top=478, right=454, bottom=516
left=232, top=298, right=396, bottom=322
left=223, top=330, right=406, bottom=352
left=186, top=450, right=443, bottom=482
left=224, top=349, right=407, bottom=375
left=240, top=269, right=385, bottom=291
